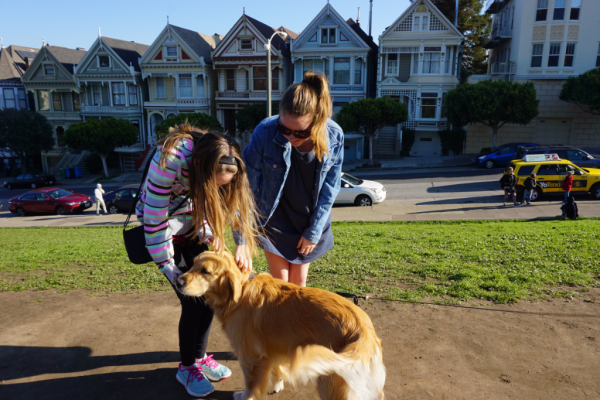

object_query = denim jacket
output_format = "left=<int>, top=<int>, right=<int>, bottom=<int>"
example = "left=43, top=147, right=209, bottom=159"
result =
left=243, top=115, right=344, bottom=243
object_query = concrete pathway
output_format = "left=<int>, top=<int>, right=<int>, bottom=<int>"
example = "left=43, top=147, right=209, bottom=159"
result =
left=1, top=199, right=597, bottom=228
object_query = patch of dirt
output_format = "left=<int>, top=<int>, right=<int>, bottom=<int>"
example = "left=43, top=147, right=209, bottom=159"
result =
left=1, top=289, right=599, bottom=399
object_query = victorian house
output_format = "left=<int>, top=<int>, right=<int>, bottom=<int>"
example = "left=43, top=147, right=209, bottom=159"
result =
left=211, top=14, right=296, bottom=134
left=291, top=3, right=378, bottom=162
left=74, top=34, right=149, bottom=171
left=377, top=0, right=464, bottom=157
left=0, top=42, right=38, bottom=174
left=467, top=0, right=600, bottom=152
left=140, top=24, right=219, bottom=143
left=20, top=44, right=86, bottom=174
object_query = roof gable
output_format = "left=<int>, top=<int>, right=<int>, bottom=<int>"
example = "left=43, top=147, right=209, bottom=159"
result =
left=380, top=0, right=464, bottom=39
left=293, top=4, right=371, bottom=51
left=0, top=48, right=21, bottom=81
left=21, top=45, right=84, bottom=82
left=75, top=36, right=149, bottom=76
left=140, top=24, right=218, bottom=66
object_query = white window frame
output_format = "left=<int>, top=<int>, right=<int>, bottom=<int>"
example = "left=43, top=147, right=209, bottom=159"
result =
left=536, top=0, right=548, bottom=22
left=128, top=85, right=138, bottom=105
left=112, top=82, right=126, bottom=105
left=52, top=92, right=63, bottom=111
left=98, top=55, right=110, bottom=68
left=386, top=54, right=398, bottom=75
left=178, top=74, right=193, bottom=98
left=570, top=0, right=581, bottom=20
left=37, top=90, right=50, bottom=111
left=303, top=59, right=314, bottom=77
left=3, top=88, right=16, bottom=108
left=354, top=58, right=363, bottom=85
left=155, top=77, right=166, bottom=99
left=252, top=66, right=267, bottom=91
left=420, top=93, right=438, bottom=119
left=553, top=0, right=566, bottom=21
left=166, top=46, right=178, bottom=58
left=531, top=43, right=544, bottom=68
left=423, top=52, right=441, bottom=74
left=43, top=64, right=55, bottom=76
left=226, top=69, right=236, bottom=91
left=413, top=16, right=420, bottom=32
left=320, top=27, right=337, bottom=44
left=333, top=57, right=350, bottom=85
left=240, top=38, right=253, bottom=51
left=92, top=85, right=102, bottom=105
left=548, top=43, right=561, bottom=67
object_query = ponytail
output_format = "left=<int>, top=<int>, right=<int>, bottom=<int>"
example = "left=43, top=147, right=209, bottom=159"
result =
left=280, top=71, right=332, bottom=161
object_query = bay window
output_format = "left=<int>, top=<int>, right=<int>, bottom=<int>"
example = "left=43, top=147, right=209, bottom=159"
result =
left=3, top=89, right=15, bottom=108
left=179, top=74, right=193, bottom=97
left=155, top=77, right=166, bottom=98
left=112, top=83, right=126, bottom=105
left=386, top=54, right=398, bottom=75
left=196, top=76, right=205, bottom=98
left=253, top=67, right=267, bottom=90
left=128, top=85, right=138, bottom=105
left=37, top=90, right=50, bottom=111
left=53, top=92, right=63, bottom=111
left=92, top=85, right=102, bottom=105
left=420, top=93, right=437, bottom=119
left=354, top=58, right=362, bottom=85
left=423, top=53, right=441, bottom=74
left=412, top=53, right=419, bottom=74
left=226, top=70, right=235, bottom=91
left=333, top=58, right=350, bottom=84
left=272, top=68, right=280, bottom=91
left=72, top=92, right=80, bottom=111
left=303, top=59, right=313, bottom=77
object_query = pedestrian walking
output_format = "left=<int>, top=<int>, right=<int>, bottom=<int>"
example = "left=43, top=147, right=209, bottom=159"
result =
left=521, top=172, right=536, bottom=205
left=562, top=170, right=573, bottom=205
left=94, top=183, right=107, bottom=215
left=500, top=167, right=520, bottom=207
left=243, top=72, right=343, bottom=287
left=136, top=125, right=259, bottom=398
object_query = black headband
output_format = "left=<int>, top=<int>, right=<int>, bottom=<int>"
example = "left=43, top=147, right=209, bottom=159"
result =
left=219, top=156, right=238, bottom=166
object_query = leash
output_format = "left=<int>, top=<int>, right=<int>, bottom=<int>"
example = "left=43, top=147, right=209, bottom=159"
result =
left=335, top=292, right=600, bottom=318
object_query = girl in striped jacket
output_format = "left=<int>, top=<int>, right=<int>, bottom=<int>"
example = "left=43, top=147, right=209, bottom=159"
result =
left=136, top=125, right=259, bottom=397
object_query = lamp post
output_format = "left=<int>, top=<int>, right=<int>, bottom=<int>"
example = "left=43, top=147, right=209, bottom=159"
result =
left=265, top=30, right=288, bottom=117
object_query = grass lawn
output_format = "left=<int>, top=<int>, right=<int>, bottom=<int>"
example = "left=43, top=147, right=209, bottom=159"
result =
left=1, top=219, right=599, bottom=303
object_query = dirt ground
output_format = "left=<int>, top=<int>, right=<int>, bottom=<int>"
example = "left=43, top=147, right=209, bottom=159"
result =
left=1, top=289, right=599, bottom=400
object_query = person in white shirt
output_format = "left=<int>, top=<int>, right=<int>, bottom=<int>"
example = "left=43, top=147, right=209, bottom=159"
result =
left=94, top=183, right=107, bottom=215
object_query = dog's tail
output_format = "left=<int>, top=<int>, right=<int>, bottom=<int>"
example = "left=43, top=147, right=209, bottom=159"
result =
left=288, top=343, right=382, bottom=400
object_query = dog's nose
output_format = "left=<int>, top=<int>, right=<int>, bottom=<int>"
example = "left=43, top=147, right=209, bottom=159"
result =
left=176, top=277, right=185, bottom=288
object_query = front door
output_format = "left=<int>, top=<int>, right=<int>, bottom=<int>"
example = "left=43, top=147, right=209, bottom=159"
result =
left=36, top=192, right=55, bottom=213
left=224, top=109, right=236, bottom=136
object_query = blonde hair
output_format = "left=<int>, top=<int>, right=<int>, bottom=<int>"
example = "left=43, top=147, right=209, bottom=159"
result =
left=505, top=167, right=514, bottom=174
left=156, top=123, right=260, bottom=257
left=280, top=71, right=332, bottom=162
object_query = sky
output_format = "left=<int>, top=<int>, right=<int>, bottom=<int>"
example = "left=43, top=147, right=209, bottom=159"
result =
left=2, top=0, right=413, bottom=51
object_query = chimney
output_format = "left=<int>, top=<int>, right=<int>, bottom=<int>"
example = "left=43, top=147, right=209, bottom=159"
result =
left=369, top=0, right=373, bottom=37
left=214, top=34, right=221, bottom=46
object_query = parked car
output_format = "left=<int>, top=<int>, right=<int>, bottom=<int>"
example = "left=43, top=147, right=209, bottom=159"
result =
left=476, top=143, right=539, bottom=169
left=512, top=159, right=600, bottom=201
left=3, top=173, right=57, bottom=189
left=513, top=145, right=600, bottom=169
left=334, top=172, right=386, bottom=206
left=103, top=184, right=139, bottom=214
left=8, top=187, right=93, bottom=216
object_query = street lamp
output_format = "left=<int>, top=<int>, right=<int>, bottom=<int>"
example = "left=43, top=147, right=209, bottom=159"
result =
left=265, top=30, right=288, bottom=117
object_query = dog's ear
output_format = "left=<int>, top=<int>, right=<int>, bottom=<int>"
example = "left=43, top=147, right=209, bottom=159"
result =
left=225, top=267, right=242, bottom=303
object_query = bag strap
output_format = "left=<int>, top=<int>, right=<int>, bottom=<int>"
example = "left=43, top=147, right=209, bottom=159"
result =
left=123, top=148, right=190, bottom=230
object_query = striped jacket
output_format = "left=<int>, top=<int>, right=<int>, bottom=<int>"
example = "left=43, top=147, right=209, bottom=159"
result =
left=136, top=138, right=203, bottom=269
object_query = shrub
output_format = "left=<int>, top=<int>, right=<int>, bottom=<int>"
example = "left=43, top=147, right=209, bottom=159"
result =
left=84, top=152, right=119, bottom=174
left=401, top=129, right=416, bottom=154
left=155, top=112, right=223, bottom=139
left=438, top=128, right=466, bottom=155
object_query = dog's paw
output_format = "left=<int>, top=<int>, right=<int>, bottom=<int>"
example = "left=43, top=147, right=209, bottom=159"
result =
left=271, top=379, right=285, bottom=393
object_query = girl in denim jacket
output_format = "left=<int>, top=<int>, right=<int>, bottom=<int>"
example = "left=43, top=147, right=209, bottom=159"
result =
left=243, top=72, right=343, bottom=287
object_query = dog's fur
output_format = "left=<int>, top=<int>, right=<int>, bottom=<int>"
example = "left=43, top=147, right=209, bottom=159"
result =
left=176, top=251, right=385, bottom=400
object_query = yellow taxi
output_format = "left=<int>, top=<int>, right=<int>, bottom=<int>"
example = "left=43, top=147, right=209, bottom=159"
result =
left=512, top=155, right=600, bottom=201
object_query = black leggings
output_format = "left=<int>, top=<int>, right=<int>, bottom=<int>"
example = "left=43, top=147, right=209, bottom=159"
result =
left=172, top=240, right=214, bottom=367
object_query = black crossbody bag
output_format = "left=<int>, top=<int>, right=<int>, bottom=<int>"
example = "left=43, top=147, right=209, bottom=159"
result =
left=123, top=149, right=190, bottom=264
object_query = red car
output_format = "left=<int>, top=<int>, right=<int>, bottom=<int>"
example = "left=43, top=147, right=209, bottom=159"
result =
left=8, top=187, right=93, bottom=216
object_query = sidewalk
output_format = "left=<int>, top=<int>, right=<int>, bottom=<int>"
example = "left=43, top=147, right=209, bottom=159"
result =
left=2, top=198, right=597, bottom=228
left=343, top=154, right=475, bottom=172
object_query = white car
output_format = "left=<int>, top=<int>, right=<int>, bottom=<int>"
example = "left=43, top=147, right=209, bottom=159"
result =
left=335, top=172, right=386, bottom=206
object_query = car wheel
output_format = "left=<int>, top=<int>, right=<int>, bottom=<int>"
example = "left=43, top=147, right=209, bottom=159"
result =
left=16, top=207, right=26, bottom=217
left=530, top=187, right=543, bottom=202
left=355, top=195, right=373, bottom=207
left=56, top=206, right=66, bottom=215
left=591, top=183, right=600, bottom=200
left=484, top=160, right=496, bottom=169
left=7, top=184, right=12, bottom=190
left=108, top=204, right=119, bottom=214
left=31, top=183, right=37, bottom=189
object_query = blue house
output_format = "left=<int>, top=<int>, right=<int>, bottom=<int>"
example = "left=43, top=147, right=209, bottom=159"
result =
left=291, top=3, right=378, bottom=162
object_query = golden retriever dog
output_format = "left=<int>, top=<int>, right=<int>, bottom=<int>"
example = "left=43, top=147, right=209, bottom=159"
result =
left=176, top=251, right=385, bottom=400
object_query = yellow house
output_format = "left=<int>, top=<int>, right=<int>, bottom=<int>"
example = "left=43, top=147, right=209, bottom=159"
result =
left=140, top=24, right=221, bottom=142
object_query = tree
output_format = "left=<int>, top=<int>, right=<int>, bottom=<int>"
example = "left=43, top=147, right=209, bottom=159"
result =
left=559, top=67, right=600, bottom=116
left=432, top=0, right=491, bottom=77
left=0, top=109, right=54, bottom=174
left=64, top=117, right=139, bottom=177
left=336, top=97, right=408, bottom=165
left=154, top=112, right=223, bottom=139
left=445, top=80, right=539, bottom=148
left=235, top=103, right=279, bottom=135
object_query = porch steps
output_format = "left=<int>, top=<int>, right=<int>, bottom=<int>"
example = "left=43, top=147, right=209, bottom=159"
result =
left=377, top=127, right=397, bottom=156
left=138, top=145, right=157, bottom=172
left=55, top=151, right=89, bottom=174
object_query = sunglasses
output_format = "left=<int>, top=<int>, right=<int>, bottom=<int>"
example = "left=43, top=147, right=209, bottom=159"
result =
left=276, top=118, right=312, bottom=140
